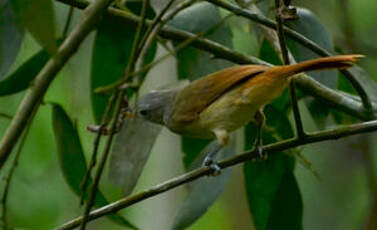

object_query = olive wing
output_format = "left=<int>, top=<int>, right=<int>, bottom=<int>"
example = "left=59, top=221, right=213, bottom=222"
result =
left=170, top=65, right=268, bottom=123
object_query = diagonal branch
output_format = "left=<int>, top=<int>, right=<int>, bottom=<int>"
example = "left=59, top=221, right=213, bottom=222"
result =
left=56, top=119, right=377, bottom=230
left=0, top=0, right=115, bottom=169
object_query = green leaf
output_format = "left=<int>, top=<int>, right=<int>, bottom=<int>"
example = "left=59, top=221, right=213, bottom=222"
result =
left=332, top=66, right=377, bottom=124
left=305, top=97, right=330, bottom=129
left=286, top=7, right=336, bottom=127
left=244, top=105, right=302, bottom=230
left=259, top=39, right=282, bottom=66
left=168, top=2, right=234, bottom=80
left=108, top=117, right=161, bottom=194
left=265, top=105, right=294, bottom=140
left=91, top=13, right=156, bottom=124
left=0, top=49, right=48, bottom=96
left=244, top=152, right=303, bottom=230
left=0, top=39, right=63, bottom=96
left=265, top=170, right=303, bottom=230
left=345, top=66, right=377, bottom=102
left=10, top=0, right=56, bottom=54
left=286, top=7, right=336, bottom=89
left=51, top=103, right=137, bottom=229
left=172, top=140, right=234, bottom=230
left=52, top=104, right=87, bottom=195
left=0, top=0, right=24, bottom=79
left=182, top=137, right=211, bottom=170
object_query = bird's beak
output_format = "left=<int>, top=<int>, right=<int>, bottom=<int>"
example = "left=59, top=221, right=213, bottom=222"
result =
left=125, top=107, right=136, bottom=118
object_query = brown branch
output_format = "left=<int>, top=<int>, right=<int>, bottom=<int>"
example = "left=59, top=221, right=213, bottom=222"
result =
left=0, top=0, right=115, bottom=170
left=56, top=119, right=377, bottom=230
left=274, top=0, right=305, bottom=138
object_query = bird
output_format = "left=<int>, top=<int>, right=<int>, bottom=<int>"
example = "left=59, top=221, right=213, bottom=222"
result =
left=136, top=54, right=363, bottom=166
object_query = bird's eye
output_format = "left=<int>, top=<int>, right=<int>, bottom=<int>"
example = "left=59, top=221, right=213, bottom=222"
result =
left=139, top=110, right=148, bottom=116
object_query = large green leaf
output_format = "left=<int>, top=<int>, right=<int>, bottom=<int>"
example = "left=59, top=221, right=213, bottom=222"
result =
left=244, top=106, right=302, bottom=230
left=51, top=103, right=137, bottom=229
left=91, top=10, right=156, bottom=123
left=10, top=0, right=56, bottom=54
left=182, top=137, right=210, bottom=169
left=108, top=117, right=161, bottom=194
left=286, top=8, right=336, bottom=128
left=244, top=153, right=302, bottom=230
left=286, top=7, right=336, bottom=89
left=168, top=2, right=233, bottom=80
left=265, top=170, right=303, bottom=230
left=168, top=2, right=234, bottom=169
left=0, top=49, right=48, bottom=96
left=332, top=65, right=377, bottom=124
left=0, top=39, right=64, bottom=96
left=172, top=139, right=234, bottom=230
left=345, top=66, right=377, bottom=102
left=0, top=0, right=24, bottom=79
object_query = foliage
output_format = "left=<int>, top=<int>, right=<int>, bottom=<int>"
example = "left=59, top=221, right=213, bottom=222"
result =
left=1, top=0, right=377, bottom=229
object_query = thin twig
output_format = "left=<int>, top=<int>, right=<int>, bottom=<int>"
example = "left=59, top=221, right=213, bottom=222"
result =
left=1, top=109, right=34, bottom=229
left=63, top=6, right=75, bottom=37
left=0, top=0, right=115, bottom=170
left=134, top=0, right=198, bottom=84
left=79, top=93, right=117, bottom=205
left=56, top=119, right=377, bottom=230
left=274, top=0, right=305, bottom=138
left=97, top=32, right=203, bottom=93
left=78, top=91, right=121, bottom=230
left=135, top=0, right=176, bottom=58
left=0, top=113, right=12, bottom=120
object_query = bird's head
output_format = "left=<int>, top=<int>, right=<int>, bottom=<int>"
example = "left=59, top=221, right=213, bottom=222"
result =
left=136, top=90, right=178, bottom=125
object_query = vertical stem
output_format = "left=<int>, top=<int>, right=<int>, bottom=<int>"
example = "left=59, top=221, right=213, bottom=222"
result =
left=79, top=93, right=117, bottom=205
left=274, top=0, right=306, bottom=138
left=1, top=109, right=34, bottom=229
left=79, top=0, right=149, bottom=229
left=79, top=92, right=122, bottom=230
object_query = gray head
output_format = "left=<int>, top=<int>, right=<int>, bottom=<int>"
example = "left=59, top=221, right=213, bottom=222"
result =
left=136, top=90, right=178, bottom=125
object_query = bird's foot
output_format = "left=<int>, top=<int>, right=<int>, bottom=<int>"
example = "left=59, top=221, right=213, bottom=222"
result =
left=202, top=156, right=221, bottom=177
left=256, top=144, right=267, bottom=160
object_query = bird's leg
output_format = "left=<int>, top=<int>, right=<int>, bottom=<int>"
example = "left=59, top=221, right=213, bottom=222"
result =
left=202, top=129, right=229, bottom=176
left=202, top=144, right=222, bottom=176
left=254, top=109, right=266, bottom=159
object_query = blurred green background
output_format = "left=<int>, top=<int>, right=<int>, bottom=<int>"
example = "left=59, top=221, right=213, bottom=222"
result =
left=1, top=0, right=377, bottom=229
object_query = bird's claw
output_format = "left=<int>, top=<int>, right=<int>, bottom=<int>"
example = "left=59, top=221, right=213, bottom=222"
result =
left=202, top=156, right=221, bottom=176
left=256, top=145, right=267, bottom=160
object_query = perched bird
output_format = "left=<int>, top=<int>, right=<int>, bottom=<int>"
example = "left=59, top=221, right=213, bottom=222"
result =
left=136, top=55, right=363, bottom=164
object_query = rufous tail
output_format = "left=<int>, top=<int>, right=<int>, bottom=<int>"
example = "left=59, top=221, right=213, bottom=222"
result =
left=277, top=54, right=364, bottom=77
